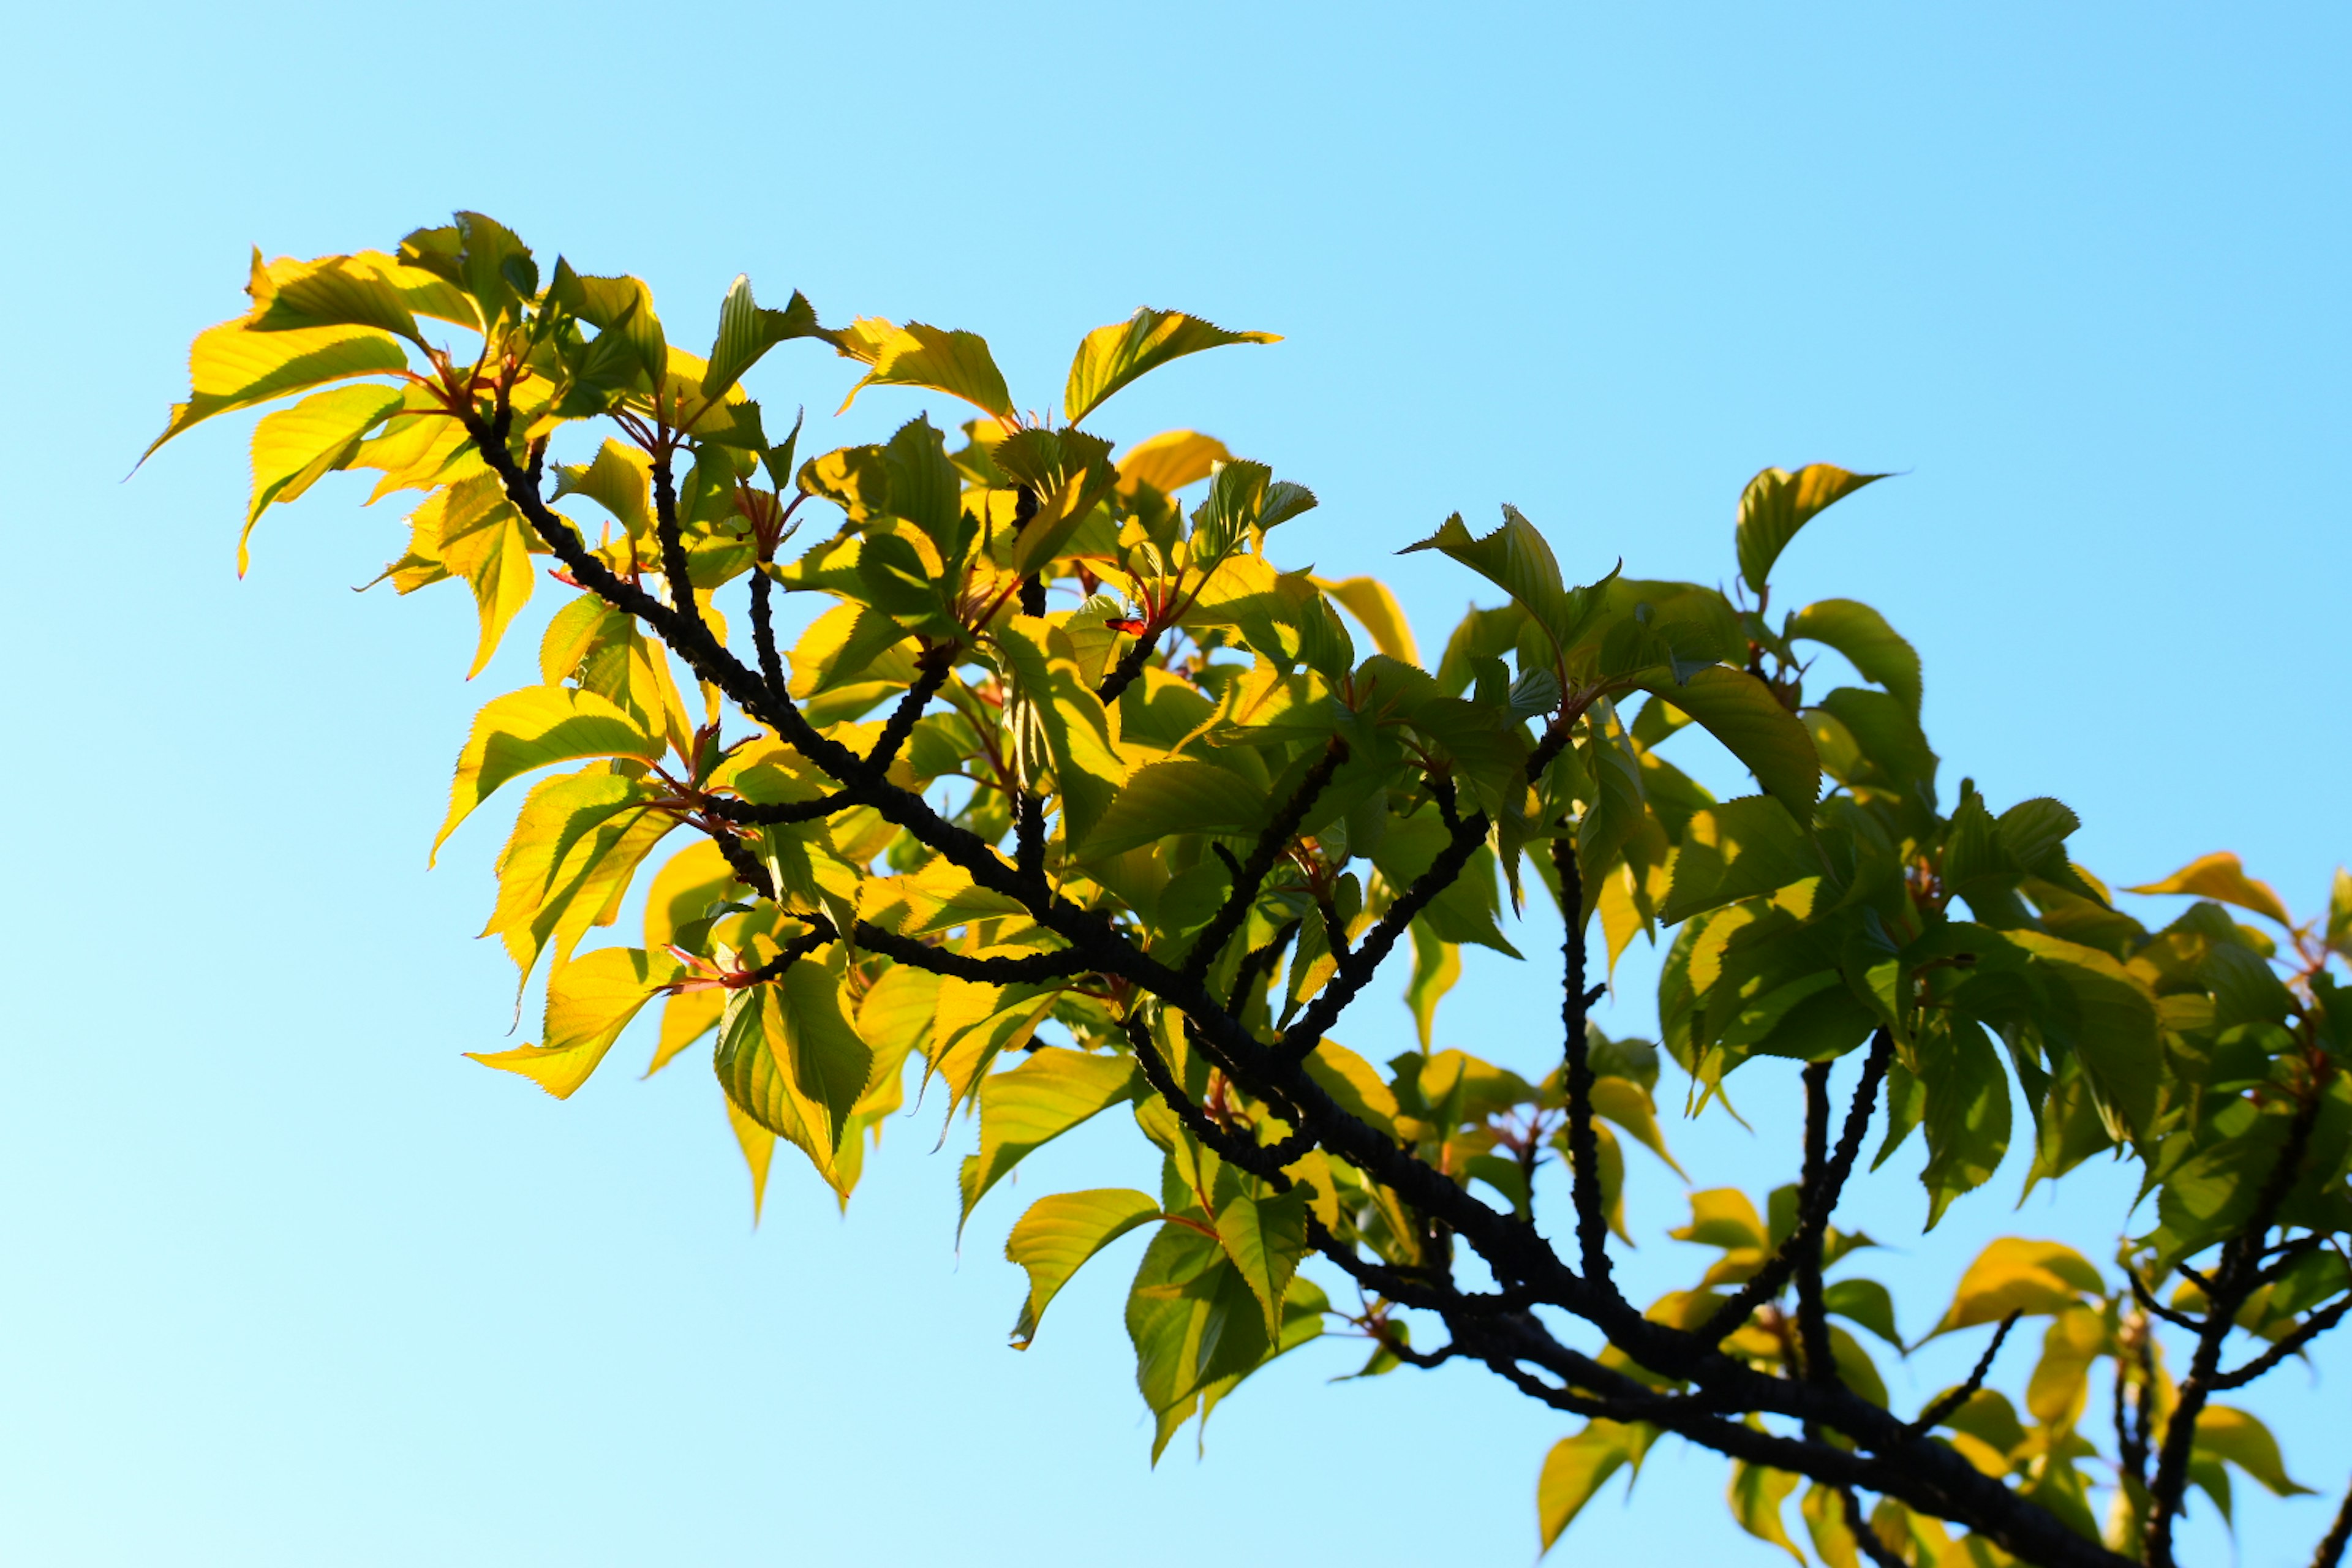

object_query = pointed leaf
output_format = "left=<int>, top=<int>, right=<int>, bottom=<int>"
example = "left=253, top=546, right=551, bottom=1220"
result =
left=1078, top=760, right=1269, bottom=861
left=702, top=274, right=823, bottom=398
left=1929, top=1237, right=2104, bottom=1338
left=1785, top=598, right=1921, bottom=714
left=832, top=318, right=1015, bottom=421
left=958, top=1048, right=1142, bottom=1228
left=1538, top=1422, right=1638, bottom=1552
left=1063, top=309, right=1280, bottom=425
left=1117, top=429, right=1231, bottom=496
left=1630, top=667, right=1820, bottom=821
left=1212, top=1184, right=1308, bottom=1340
left=145, top=318, right=407, bottom=463
left=241, top=383, right=407, bottom=573
left=1008, top=1189, right=1164, bottom=1347
left=432, top=687, right=663, bottom=861
left=1736, top=464, right=1887, bottom=594
left=2125, top=851, right=2294, bottom=929
left=468, top=946, right=686, bottom=1098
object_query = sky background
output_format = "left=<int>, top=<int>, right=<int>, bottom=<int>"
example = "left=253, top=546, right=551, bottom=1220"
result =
left=2, top=2, right=2346, bottom=1564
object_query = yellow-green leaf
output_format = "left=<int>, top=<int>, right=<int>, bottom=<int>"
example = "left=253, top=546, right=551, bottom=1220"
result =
left=1785, top=598, right=1921, bottom=714
left=714, top=948, right=876, bottom=1161
left=701, top=273, right=822, bottom=399
left=1629, top=667, right=1820, bottom=823
left=1117, top=429, right=1231, bottom=496
left=144, top=318, right=408, bottom=463
left=832, top=317, right=1015, bottom=422
left=1728, top=1459, right=1806, bottom=1563
left=1007, top=1189, right=1164, bottom=1348
left=241, top=383, right=407, bottom=573
left=1212, top=1183, right=1309, bottom=1340
left=253, top=254, right=427, bottom=345
left=725, top=1095, right=777, bottom=1222
left=433, top=686, right=663, bottom=862
left=1538, top=1421, right=1638, bottom=1552
left=1735, top=464, right=1886, bottom=595
left=1929, top=1237, right=2104, bottom=1338
left=2125, top=851, right=2294, bottom=930
left=957, top=1048, right=1142, bottom=1229
left=2194, top=1405, right=2313, bottom=1498
left=468, top=945, right=686, bottom=1098
left=1319, top=575, right=1421, bottom=666
left=1063, top=309, right=1280, bottom=426
left=1078, top=759, right=1268, bottom=861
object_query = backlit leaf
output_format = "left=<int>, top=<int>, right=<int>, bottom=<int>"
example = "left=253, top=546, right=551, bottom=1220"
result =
left=1785, top=597, right=1920, bottom=713
left=1929, top=1237, right=2103, bottom=1338
left=1538, top=1421, right=1639, bottom=1552
left=432, top=686, right=663, bottom=862
left=1064, top=309, right=1280, bottom=425
left=1735, top=464, right=1886, bottom=595
left=1630, top=668, right=1820, bottom=822
left=468, top=945, right=687, bottom=1098
left=241, top=383, right=407, bottom=573
left=2125, top=851, right=2294, bottom=929
left=958, top=1049, right=1142, bottom=1229
left=1008, top=1189, right=1163, bottom=1348
left=832, top=317, right=1016, bottom=422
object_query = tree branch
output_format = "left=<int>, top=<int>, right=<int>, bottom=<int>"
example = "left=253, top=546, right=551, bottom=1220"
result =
left=1183, top=737, right=1348, bottom=981
left=1551, top=832, right=1611, bottom=1291
left=2211, top=1291, right=2352, bottom=1390
left=2313, top=1471, right=2352, bottom=1568
left=1909, top=1311, right=2021, bottom=1436
left=1698, top=1030, right=1893, bottom=1344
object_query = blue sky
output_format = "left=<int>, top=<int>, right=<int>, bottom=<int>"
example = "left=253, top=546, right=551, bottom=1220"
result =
left=2, top=2, right=2346, bottom=1563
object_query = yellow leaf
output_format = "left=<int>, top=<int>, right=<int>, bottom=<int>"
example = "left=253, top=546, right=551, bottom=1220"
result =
left=432, top=685, right=663, bottom=862
left=1063, top=308, right=1280, bottom=426
left=725, top=1096, right=776, bottom=1222
left=469, top=946, right=686, bottom=1098
left=143, top=317, right=407, bottom=464
left=1116, top=429, right=1231, bottom=496
left=1316, top=575, right=1420, bottom=665
left=2195, top=1406, right=2313, bottom=1498
left=241, top=383, right=407, bottom=573
left=2125, top=851, right=2294, bottom=929
left=1672, top=1188, right=1768, bottom=1251
left=1929, top=1237, right=2105, bottom=1339
left=831, top=317, right=1015, bottom=422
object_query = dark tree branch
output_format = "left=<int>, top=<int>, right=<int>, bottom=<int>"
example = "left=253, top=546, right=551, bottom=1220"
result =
left=749, top=565, right=788, bottom=700
left=1839, top=1487, right=1910, bottom=1568
left=1231, top=919, right=1302, bottom=1016
left=706, top=791, right=856, bottom=826
left=1095, top=624, right=1159, bottom=704
left=460, top=409, right=2144, bottom=1568
left=1909, top=1311, right=2021, bottom=1436
left=2147, top=1084, right=2326, bottom=1568
left=1794, top=1060, right=1842, bottom=1395
left=2127, top=1268, right=2206, bottom=1333
left=1276, top=807, right=1491, bottom=1061
left=867, top=646, right=953, bottom=778
left=736, top=914, right=838, bottom=984
left=1183, top=737, right=1349, bottom=981
left=2212, top=1291, right=2352, bottom=1391
left=851, top=922, right=1090, bottom=985
left=1551, top=832, right=1612, bottom=1291
left=2313, top=1471, right=2352, bottom=1568
left=1699, top=1030, right=1893, bottom=1344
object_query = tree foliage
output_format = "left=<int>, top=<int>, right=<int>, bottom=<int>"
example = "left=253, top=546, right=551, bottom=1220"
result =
left=146, top=215, right=2352, bottom=1568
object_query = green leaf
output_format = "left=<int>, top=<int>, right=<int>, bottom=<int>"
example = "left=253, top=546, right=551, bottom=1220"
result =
left=1063, top=308, right=1281, bottom=426
left=832, top=317, right=1016, bottom=422
left=1821, top=1278, right=1902, bottom=1349
left=1006, top=1189, right=1164, bottom=1348
left=1404, top=924, right=1461, bottom=1050
left=958, top=1048, right=1142, bottom=1229
left=1537, top=1421, right=1640, bottom=1553
left=1079, top=759, right=1269, bottom=861
left=1785, top=598, right=1921, bottom=714
left=1917, top=1018, right=2012, bottom=1227
left=1629, top=667, right=1820, bottom=821
left=240, top=383, right=407, bottom=573
left=2005, top=930, right=2163, bottom=1138
left=714, top=947, right=876, bottom=1158
left=432, top=686, right=663, bottom=862
left=1400, top=505, right=1612, bottom=663
left=2125, top=851, right=2294, bottom=929
left=1125, top=1220, right=1270, bottom=1455
left=1659, top=795, right=1818, bottom=925
left=1735, top=464, right=1887, bottom=595
left=1211, top=1181, right=1309, bottom=1340
left=702, top=273, right=823, bottom=399
left=468, top=946, right=686, bottom=1098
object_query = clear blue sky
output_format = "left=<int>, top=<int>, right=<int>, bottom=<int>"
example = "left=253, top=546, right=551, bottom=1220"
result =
left=3, top=2, right=2346, bottom=1564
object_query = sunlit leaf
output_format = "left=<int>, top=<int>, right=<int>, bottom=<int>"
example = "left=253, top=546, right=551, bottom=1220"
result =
left=1735, top=463, right=1886, bottom=595
left=1063, top=309, right=1279, bottom=425
left=1008, top=1189, right=1163, bottom=1348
